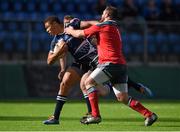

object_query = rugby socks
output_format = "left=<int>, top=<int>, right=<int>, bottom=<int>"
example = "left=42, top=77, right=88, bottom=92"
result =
left=87, top=87, right=100, bottom=117
left=128, top=78, right=141, bottom=92
left=83, top=93, right=92, bottom=113
left=53, top=95, right=67, bottom=120
left=128, top=96, right=153, bottom=118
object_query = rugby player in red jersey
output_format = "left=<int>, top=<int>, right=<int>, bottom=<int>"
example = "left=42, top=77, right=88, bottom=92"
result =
left=65, top=6, right=158, bottom=126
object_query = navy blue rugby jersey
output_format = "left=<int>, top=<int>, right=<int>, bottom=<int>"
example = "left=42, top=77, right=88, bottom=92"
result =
left=50, top=18, right=97, bottom=64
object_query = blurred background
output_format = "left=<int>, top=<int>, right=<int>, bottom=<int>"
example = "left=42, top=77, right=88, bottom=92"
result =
left=0, top=0, right=180, bottom=100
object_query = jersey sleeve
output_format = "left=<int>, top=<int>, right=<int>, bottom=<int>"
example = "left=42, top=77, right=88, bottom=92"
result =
left=49, top=37, right=56, bottom=53
left=68, top=18, right=81, bottom=29
left=63, top=34, right=73, bottom=43
left=83, top=25, right=100, bottom=37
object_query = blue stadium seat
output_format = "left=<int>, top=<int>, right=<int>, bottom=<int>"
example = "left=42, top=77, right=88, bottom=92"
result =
left=3, top=40, right=14, bottom=52
left=174, top=0, right=180, bottom=4
left=31, top=41, right=40, bottom=53
left=129, top=33, right=144, bottom=54
left=0, top=23, right=3, bottom=31
left=27, top=2, right=36, bottom=12
left=8, top=22, right=18, bottom=31
left=122, top=33, right=132, bottom=54
left=39, top=2, right=48, bottom=12
left=66, top=3, right=76, bottom=13
left=3, top=12, right=14, bottom=20
left=0, top=1, right=9, bottom=12
left=147, top=34, right=157, bottom=54
left=13, top=1, right=23, bottom=12
left=78, top=3, right=88, bottom=13
left=16, top=39, right=26, bottom=52
left=156, top=33, right=169, bottom=53
left=52, top=3, right=62, bottom=12
left=34, top=22, right=43, bottom=32
left=169, top=33, right=180, bottom=54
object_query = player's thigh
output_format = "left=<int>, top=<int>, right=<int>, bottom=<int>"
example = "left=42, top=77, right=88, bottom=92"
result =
left=62, top=67, right=81, bottom=87
left=87, top=67, right=110, bottom=85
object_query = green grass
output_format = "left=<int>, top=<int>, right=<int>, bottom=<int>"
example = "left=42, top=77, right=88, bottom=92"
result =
left=0, top=100, right=180, bottom=131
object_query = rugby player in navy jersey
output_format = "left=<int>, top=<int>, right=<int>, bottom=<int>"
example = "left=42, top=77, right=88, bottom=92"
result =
left=43, top=15, right=153, bottom=125
left=43, top=16, right=103, bottom=125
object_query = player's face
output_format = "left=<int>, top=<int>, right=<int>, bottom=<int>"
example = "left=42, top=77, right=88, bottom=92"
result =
left=100, top=9, right=108, bottom=22
left=45, top=21, right=59, bottom=35
left=63, top=18, right=71, bottom=28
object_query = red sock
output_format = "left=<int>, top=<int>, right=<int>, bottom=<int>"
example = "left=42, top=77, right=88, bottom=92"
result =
left=129, top=98, right=153, bottom=118
left=88, top=91, right=100, bottom=117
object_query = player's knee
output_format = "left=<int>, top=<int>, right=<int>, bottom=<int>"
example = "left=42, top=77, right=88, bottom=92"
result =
left=60, top=80, right=72, bottom=90
left=84, top=78, right=94, bottom=89
left=116, top=93, right=129, bottom=104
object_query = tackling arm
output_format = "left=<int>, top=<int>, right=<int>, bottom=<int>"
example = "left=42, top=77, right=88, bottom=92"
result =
left=80, top=20, right=99, bottom=29
left=65, top=27, right=85, bottom=38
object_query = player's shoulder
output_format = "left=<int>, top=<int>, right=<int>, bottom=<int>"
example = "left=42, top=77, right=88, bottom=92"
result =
left=69, top=18, right=81, bottom=29
left=96, top=20, right=118, bottom=27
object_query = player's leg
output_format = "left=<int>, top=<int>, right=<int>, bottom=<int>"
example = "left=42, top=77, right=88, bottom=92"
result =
left=80, top=71, right=92, bottom=117
left=128, top=77, right=153, bottom=97
left=113, top=84, right=158, bottom=126
left=80, top=70, right=111, bottom=122
left=81, top=66, right=111, bottom=124
left=43, top=67, right=81, bottom=125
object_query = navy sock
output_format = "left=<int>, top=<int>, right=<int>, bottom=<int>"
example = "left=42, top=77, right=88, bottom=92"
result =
left=128, top=78, right=141, bottom=92
left=53, top=95, right=67, bottom=120
left=84, top=94, right=92, bottom=113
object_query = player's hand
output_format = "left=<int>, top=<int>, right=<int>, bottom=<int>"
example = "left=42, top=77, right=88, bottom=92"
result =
left=64, top=27, right=73, bottom=35
left=58, top=70, right=65, bottom=81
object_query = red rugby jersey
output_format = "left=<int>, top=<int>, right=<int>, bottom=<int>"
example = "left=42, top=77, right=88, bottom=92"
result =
left=84, top=20, right=126, bottom=65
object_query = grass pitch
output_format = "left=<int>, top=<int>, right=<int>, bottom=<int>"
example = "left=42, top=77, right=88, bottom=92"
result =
left=0, top=100, right=180, bottom=131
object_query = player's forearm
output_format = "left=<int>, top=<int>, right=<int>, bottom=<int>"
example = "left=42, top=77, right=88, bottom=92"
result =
left=80, top=20, right=99, bottom=29
left=47, top=53, right=57, bottom=65
left=65, top=28, right=85, bottom=38
left=47, top=41, right=67, bottom=65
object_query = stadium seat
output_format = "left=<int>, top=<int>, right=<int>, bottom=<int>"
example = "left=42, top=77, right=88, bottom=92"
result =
left=13, top=1, right=23, bottom=12
left=169, top=33, right=180, bottom=54
left=129, top=33, right=144, bottom=54
left=16, top=39, right=27, bottom=52
left=147, top=34, right=157, bottom=54
left=39, top=2, right=48, bottom=13
left=52, top=3, right=62, bottom=12
left=66, top=3, right=76, bottom=13
left=33, top=22, right=43, bottom=32
left=7, top=22, right=18, bottom=31
left=122, top=33, right=132, bottom=54
left=156, top=33, right=169, bottom=54
left=3, top=12, right=14, bottom=20
left=0, top=1, right=9, bottom=12
left=31, top=41, right=41, bottom=53
left=27, top=2, right=36, bottom=12
left=3, top=40, right=14, bottom=52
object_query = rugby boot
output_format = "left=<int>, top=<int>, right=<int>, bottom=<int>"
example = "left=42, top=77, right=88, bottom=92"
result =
left=43, top=116, right=59, bottom=125
left=145, top=113, right=158, bottom=126
left=81, top=115, right=101, bottom=125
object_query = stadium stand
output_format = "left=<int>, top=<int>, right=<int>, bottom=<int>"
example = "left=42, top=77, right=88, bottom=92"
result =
left=0, top=0, right=179, bottom=62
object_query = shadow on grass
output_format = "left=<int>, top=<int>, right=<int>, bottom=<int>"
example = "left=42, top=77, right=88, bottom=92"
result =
left=0, top=116, right=180, bottom=124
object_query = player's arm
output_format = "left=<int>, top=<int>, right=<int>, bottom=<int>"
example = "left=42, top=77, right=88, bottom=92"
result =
left=65, top=27, right=85, bottom=38
left=80, top=20, right=99, bottom=29
left=58, top=56, right=66, bottom=80
left=47, top=40, right=68, bottom=65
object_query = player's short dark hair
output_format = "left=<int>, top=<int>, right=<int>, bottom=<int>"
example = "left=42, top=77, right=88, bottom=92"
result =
left=64, top=15, right=74, bottom=21
left=44, top=16, right=62, bottom=24
left=105, top=6, right=119, bottom=20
